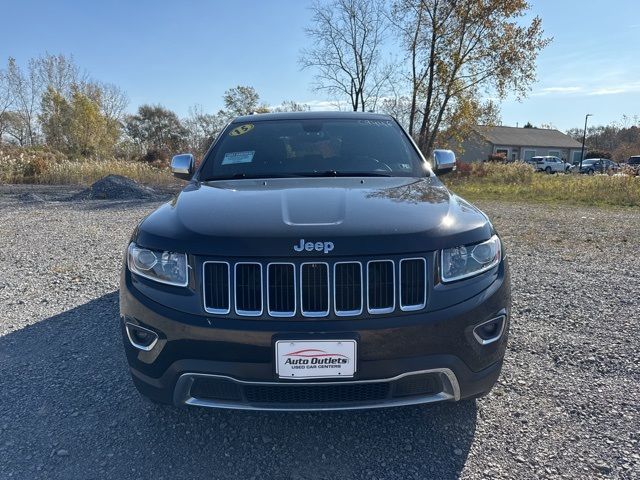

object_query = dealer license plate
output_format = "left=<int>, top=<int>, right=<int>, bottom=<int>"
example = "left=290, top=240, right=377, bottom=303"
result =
left=275, top=340, right=357, bottom=379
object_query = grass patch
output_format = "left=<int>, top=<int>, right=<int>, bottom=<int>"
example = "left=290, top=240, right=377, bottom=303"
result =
left=0, top=148, right=174, bottom=186
left=443, top=162, right=640, bottom=207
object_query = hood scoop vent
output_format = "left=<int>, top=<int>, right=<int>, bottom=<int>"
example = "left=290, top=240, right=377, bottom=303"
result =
left=281, top=188, right=346, bottom=226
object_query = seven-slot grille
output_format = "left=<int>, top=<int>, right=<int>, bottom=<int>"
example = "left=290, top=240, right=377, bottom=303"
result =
left=203, top=258, right=427, bottom=318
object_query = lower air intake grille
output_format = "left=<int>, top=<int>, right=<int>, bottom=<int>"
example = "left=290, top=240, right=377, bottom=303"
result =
left=244, top=383, right=390, bottom=404
left=186, top=372, right=444, bottom=407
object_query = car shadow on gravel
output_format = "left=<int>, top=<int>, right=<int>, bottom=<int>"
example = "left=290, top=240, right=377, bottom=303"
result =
left=0, top=292, right=477, bottom=480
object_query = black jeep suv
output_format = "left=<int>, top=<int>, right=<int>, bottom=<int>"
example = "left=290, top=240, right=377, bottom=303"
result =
left=120, top=112, right=510, bottom=410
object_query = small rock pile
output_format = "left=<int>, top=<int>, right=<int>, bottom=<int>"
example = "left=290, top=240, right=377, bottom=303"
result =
left=72, top=175, right=158, bottom=200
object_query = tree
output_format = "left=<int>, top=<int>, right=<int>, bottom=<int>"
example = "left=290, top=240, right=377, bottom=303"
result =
left=125, top=104, right=188, bottom=158
left=391, top=0, right=550, bottom=155
left=40, top=86, right=120, bottom=157
left=300, top=0, right=392, bottom=112
left=33, top=52, right=86, bottom=99
left=83, top=81, right=128, bottom=121
left=183, top=105, right=226, bottom=158
left=0, top=68, right=14, bottom=142
left=5, top=57, right=43, bottom=145
left=221, top=86, right=268, bottom=117
left=523, top=122, right=535, bottom=128
left=270, top=100, right=312, bottom=112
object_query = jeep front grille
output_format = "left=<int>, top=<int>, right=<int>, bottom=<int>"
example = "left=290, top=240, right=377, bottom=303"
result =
left=203, top=258, right=428, bottom=318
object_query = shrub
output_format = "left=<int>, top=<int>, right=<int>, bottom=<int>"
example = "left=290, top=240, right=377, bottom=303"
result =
left=585, top=150, right=611, bottom=159
left=443, top=162, right=640, bottom=207
left=0, top=146, right=174, bottom=186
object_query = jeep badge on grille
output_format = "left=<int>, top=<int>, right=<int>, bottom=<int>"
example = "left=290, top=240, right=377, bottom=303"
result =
left=293, top=239, right=334, bottom=254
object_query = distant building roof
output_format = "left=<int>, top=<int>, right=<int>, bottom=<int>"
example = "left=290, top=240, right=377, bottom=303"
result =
left=474, top=125, right=582, bottom=149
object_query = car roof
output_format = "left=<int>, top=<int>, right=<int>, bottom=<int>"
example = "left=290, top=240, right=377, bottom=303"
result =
left=231, top=111, right=395, bottom=123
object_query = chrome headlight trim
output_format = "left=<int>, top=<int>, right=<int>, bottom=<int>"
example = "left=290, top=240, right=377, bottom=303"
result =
left=127, top=242, right=189, bottom=287
left=440, top=235, right=501, bottom=283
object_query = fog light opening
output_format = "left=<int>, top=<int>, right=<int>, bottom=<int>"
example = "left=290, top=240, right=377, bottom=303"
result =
left=473, top=315, right=505, bottom=345
left=125, top=322, right=159, bottom=351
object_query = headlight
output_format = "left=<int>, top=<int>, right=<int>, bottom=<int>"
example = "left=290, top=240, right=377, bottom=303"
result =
left=127, top=243, right=188, bottom=287
left=441, top=235, right=501, bottom=282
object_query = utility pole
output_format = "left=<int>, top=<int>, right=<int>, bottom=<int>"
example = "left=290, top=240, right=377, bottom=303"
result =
left=579, top=114, right=592, bottom=171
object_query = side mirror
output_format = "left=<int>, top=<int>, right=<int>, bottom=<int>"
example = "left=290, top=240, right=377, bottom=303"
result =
left=170, top=154, right=195, bottom=180
left=433, top=149, right=456, bottom=175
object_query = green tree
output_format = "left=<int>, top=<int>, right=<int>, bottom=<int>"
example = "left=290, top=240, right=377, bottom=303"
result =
left=222, top=86, right=268, bottom=117
left=125, top=104, right=188, bottom=158
left=40, top=86, right=120, bottom=157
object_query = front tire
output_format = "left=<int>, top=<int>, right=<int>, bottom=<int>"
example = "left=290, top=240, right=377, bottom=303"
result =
left=545, top=166, right=552, bottom=174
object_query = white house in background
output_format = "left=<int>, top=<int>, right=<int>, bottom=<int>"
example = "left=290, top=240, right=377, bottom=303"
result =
left=458, top=125, right=584, bottom=163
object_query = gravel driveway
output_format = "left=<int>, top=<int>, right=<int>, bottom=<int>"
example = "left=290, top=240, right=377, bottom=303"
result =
left=0, top=186, right=638, bottom=479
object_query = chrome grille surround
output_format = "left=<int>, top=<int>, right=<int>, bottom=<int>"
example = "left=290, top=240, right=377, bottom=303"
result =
left=333, top=261, right=363, bottom=316
left=203, top=258, right=428, bottom=318
left=366, top=260, right=396, bottom=315
left=300, top=262, right=330, bottom=317
left=234, top=262, right=263, bottom=317
left=399, top=258, right=427, bottom=312
left=266, top=262, right=296, bottom=317
left=202, top=261, right=231, bottom=315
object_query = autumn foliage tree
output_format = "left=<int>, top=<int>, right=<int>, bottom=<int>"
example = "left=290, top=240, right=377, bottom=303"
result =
left=391, top=0, right=550, bottom=156
left=39, top=86, right=120, bottom=157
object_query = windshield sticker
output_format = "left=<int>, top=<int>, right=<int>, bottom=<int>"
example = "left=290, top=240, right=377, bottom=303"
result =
left=222, top=151, right=255, bottom=165
left=229, top=124, right=254, bottom=136
left=358, top=119, right=392, bottom=127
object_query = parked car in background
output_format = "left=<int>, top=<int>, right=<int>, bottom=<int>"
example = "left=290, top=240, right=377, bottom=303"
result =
left=532, top=156, right=571, bottom=173
left=571, top=158, right=619, bottom=175
left=628, top=156, right=640, bottom=175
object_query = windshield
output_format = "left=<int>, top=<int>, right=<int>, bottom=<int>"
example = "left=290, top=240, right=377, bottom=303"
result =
left=198, top=118, right=425, bottom=180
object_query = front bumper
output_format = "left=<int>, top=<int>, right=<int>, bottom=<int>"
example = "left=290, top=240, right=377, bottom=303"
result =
left=120, top=261, right=510, bottom=410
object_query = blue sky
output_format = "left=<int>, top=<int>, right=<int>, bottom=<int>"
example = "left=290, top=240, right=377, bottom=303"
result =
left=1, top=0, right=638, bottom=131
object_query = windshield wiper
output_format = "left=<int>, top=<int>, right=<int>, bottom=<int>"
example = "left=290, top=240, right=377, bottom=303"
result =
left=202, top=173, right=299, bottom=181
left=296, top=170, right=393, bottom=177
left=202, top=171, right=394, bottom=181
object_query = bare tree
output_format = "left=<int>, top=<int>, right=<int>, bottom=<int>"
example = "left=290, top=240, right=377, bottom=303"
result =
left=270, top=100, right=312, bottom=113
left=391, top=0, right=551, bottom=155
left=300, top=0, right=392, bottom=112
left=82, top=81, right=129, bottom=121
left=183, top=105, right=226, bottom=158
left=0, top=68, right=14, bottom=142
left=5, top=57, right=43, bottom=145
left=33, top=52, right=87, bottom=98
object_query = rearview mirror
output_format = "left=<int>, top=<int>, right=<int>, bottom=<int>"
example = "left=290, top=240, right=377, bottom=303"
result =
left=170, top=154, right=195, bottom=180
left=433, top=149, right=456, bottom=175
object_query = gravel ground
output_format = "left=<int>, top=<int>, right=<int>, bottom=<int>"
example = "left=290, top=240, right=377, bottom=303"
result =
left=0, top=185, right=638, bottom=480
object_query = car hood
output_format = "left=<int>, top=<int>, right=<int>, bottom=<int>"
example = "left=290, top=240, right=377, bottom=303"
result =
left=135, top=177, right=493, bottom=257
